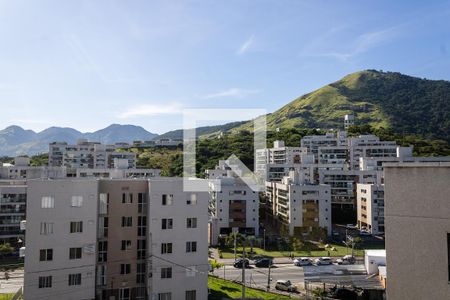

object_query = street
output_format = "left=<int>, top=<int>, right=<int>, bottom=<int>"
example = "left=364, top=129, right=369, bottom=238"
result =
left=211, top=261, right=378, bottom=296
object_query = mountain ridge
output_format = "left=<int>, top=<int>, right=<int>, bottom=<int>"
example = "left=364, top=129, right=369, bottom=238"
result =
left=0, top=124, right=158, bottom=156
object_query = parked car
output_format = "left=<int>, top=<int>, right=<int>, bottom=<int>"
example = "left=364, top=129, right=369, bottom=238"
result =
left=255, top=258, right=273, bottom=268
left=359, top=230, right=371, bottom=236
left=336, top=255, right=355, bottom=265
left=233, top=258, right=250, bottom=268
left=293, top=257, right=312, bottom=266
left=275, top=280, right=297, bottom=292
left=314, top=257, right=333, bottom=265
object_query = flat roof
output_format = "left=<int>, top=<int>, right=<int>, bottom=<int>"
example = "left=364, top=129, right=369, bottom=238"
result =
left=365, top=249, right=386, bottom=257
left=384, top=161, right=450, bottom=168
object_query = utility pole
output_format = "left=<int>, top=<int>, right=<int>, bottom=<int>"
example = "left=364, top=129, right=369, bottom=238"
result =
left=234, top=233, right=237, bottom=261
left=241, top=241, right=246, bottom=300
left=263, top=229, right=266, bottom=251
left=266, top=262, right=271, bottom=291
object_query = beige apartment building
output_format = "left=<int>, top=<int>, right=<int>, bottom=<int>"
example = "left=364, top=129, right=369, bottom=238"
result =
left=265, top=171, right=331, bottom=237
left=384, top=162, right=450, bottom=300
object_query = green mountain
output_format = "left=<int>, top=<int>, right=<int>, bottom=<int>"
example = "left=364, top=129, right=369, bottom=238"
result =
left=231, top=70, right=450, bottom=141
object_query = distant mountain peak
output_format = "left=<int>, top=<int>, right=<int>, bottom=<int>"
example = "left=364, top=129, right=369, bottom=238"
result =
left=0, top=124, right=158, bottom=156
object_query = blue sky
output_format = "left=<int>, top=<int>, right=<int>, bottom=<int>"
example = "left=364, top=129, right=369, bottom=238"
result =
left=1, top=0, right=450, bottom=134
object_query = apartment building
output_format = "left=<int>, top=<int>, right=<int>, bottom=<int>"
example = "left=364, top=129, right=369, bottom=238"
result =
left=0, top=180, right=26, bottom=248
left=356, top=183, right=384, bottom=234
left=384, top=161, right=450, bottom=299
left=255, top=141, right=307, bottom=175
left=148, top=178, right=208, bottom=300
left=24, top=179, right=99, bottom=300
left=49, top=139, right=136, bottom=176
left=265, top=171, right=331, bottom=237
left=24, top=177, right=208, bottom=300
left=301, top=131, right=347, bottom=158
left=0, top=156, right=67, bottom=179
left=347, top=135, right=400, bottom=170
left=208, top=177, right=259, bottom=245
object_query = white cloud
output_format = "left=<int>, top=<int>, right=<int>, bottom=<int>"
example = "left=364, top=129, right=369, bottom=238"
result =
left=118, top=103, right=183, bottom=118
left=236, top=35, right=255, bottom=55
left=300, top=25, right=403, bottom=61
left=202, top=88, right=261, bottom=99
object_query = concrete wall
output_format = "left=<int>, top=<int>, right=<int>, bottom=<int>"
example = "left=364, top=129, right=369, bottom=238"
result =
left=385, top=163, right=450, bottom=300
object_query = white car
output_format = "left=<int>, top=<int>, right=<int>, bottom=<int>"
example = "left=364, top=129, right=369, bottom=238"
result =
left=275, top=280, right=297, bottom=292
left=314, top=257, right=333, bottom=265
left=293, top=257, right=312, bottom=266
left=336, top=255, right=355, bottom=265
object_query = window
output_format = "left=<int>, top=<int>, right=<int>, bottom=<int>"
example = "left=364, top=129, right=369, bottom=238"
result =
left=71, top=196, right=83, bottom=207
left=120, top=264, right=131, bottom=275
left=136, top=262, right=146, bottom=284
left=136, top=287, right=146, bottom=300
left=97, top=265, right=107, bottom=286
left=39, top=249, right=53, bottom=261
left=41, top=196, right=54, bottom=208
left=40, top=222, right=54, bottom=235
left=122, top=216, right=132, bottom=227
left=38, top=276, right=52, bottom=288
left=99, top=193, right=109, bottom=214
left=68, top=273, right=81, bottom=286
left=158, top=293, right=172, bottom=300
left=161, top=243, right=173, bottom=254
left=70, top=221, right=83, bottom=233
left=138, top=193, right=147, bottom=214
left=98, top=241, right=108, bottom=262
left=186, top=241, right=197, bottom=253
left=119, top=288, right=130, bottom=300
left=138, top=216, right=147, bottom=236
left=121, top=240, right=132, bottom=251
left=187, top=194, right=197, bottom=205
left=186, top=218, right=197, bottom=228
left=162, top=218, right=173, bottom=229
left=137, top=239, right=146, bottom=260
left=161, top=267, right=172, bottom=279
left=185, top=290, right=196, bottom=300
left=122, top=193, right=133, bottom=204
left=69, top=247, right=82, bottom=259
left=162, top=194, right=173, bottom=206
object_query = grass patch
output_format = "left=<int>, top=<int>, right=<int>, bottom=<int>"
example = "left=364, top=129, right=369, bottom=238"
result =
left=218, top=243, right=371, bottom=259
left=208, top=276, right=294, bottom=300
left=0, top=294, right=15, bottom=300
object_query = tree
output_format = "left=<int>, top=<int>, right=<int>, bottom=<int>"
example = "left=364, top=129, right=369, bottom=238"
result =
left=0, top=243, right=14, bottom=258
left=312, top=287, right=328, bottom=299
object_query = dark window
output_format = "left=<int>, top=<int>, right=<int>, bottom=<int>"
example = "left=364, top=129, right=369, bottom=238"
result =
left=70, top=221, right=83, bottom=233
left=162, top=218, right=173, bottom=230
left=186, top=290, right=196, bottom=300
left=161, top=243, right=173, bottom=254
left=68, top=273, right=81, bottom=286
left=38, top=276, right=52, bottom=288
left=122, top=216, right=132, bottom=227
left=120, top=264, right=131, bottom=274
left=69, top=247, right=82, bottom=259
left=161, top=267, right=172, bottom=279
left=39, top=249, right=53, bottom=261
left=448, top=233, right=450, bottom=281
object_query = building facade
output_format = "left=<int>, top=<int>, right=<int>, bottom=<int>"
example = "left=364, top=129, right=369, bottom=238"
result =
left=356, top=183, right=385, bottom=234
left=384, top=162, right=450, bottom=299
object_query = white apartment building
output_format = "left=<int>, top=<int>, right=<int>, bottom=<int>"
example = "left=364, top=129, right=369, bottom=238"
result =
left=49, top=139, right=136, bottom=176
left=0, top=180, right=26, bottom=248
left=24, top=177, right=208, bottom=300
left=256, top=141, right=307, bottom=175
left=24, top=179, right=99, bottom=300
left=148, top=178, right=209, bottom=300
left=384, top=161, right=450, bottom=300
left=0, top=156, right=67, bottom=179
left=347, top=135, right=400, bottom=170
left=208, top=177, right=259, bottom=245
left=301, top=131, right=347, bottom=158
left=265, top=171, right=331, bottom=237
left=356, top=183, right=384, bottom=234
